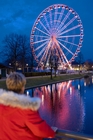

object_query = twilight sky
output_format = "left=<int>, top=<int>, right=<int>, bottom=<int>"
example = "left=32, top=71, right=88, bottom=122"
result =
left=0, top=0, right=93, bottom=61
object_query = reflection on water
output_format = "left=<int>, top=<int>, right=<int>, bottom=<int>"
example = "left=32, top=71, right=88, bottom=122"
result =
left=26, top=77, right=93, bottom=136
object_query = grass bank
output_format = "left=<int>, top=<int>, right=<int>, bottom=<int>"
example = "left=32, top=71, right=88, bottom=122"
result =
left=0, top=73, right=91, bottom=90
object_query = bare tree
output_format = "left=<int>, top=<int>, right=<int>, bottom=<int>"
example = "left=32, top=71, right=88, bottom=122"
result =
left=18, top=35, right=32, bottom=72
left=49, top=51, right=59, bottom=79
left=2, top=33, right=33, bottom=72
left=2, top=33, right=21, bottom=71
left=75, top=52, right=84, bottom=73
left=49, top=53, right=54, bottom=79
left=84, top=60, right=92, bottom=71
left=0, top=48, right=4, bottom=63
left=53, top=55, right=59, bottom=77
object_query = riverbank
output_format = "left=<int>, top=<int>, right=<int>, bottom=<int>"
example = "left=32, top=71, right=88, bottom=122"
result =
left=0, top=73, right=92, bottom=90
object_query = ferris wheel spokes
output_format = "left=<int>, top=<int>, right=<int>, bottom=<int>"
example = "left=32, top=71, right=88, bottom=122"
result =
left=34, top=40, right=49, bottom=51
left=54, top=47, right=65, bottom=65
left=58, top=40, right=74, bottom=55
left=38, top=38, right=64, bottom=66
left=54, top=39, right=70, bottom=66
left=33, top=38, right=50, bottom=44
left=56, top=11, right=71, bottom=33
left=57, top=16, right=76, bottom=34
left=37, top=45, right=48, bottom=58
left=33, top=35, right=49, bottom=38
left=35, top=27, right=50, bottom=36
left=39, top=20, right=50, bottom=34
left=49, top=9, right=52, bottom=27
left=44, top=15, right=51, bottom=31
left=54, top=7, right=58, bottom=25
left=58, top=24, right=81, bottom=36
left=59, top=39, right=79, bottom=47
left=56, top=8, right=65, bottom=28
left=38, top=41, right=52, bottom=65
left=57, top=34, right=81, bottom=38
left=61, top=49, right=72, bottom=69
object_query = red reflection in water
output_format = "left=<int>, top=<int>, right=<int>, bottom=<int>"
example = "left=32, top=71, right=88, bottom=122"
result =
left=33, top=81, right=85, bottom=132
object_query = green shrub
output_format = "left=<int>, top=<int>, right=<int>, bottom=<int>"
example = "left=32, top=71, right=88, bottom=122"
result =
left=23, top=72, right=51, bottom=77
left=60, top=71, right=66, bottom=74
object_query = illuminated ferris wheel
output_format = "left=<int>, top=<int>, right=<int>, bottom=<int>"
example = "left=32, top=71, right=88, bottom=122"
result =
left=30, top=4, right=83, bottom=69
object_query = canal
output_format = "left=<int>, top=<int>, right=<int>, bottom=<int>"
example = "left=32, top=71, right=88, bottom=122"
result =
left=25, top=76, right=93, bottom=136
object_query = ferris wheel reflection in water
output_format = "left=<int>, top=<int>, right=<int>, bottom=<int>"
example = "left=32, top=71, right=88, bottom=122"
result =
left=26, top=79, right=85, bottom=133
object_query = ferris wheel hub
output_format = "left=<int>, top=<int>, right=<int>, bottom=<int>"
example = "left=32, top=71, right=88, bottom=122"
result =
left=51, top=35, right=56, bottom=41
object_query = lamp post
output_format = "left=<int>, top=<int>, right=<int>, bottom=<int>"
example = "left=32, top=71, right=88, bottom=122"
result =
left=26, top=64, right=28, bottom=72
left=9, top=63, right=11, bottom=66
left=8, top=63, right=12, bottom=74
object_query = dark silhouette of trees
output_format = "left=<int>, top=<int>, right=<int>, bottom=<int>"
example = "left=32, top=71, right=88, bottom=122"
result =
left=49, top=50, right=59, bottom=79
left=49, top=52, right=54, bottom=79
left=75, top=52, right=84, bottom=73
left=53, top=55, right=59, bottom=77
left=2, top=33, right=21, bottom=71
left=2, top=33, right=33, bottom=72
left=84, top=60, right=93, bottom=70
left=17, top=35, right=32, bottom=72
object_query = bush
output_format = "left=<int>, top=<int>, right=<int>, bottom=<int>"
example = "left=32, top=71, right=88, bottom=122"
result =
left=23, top=72, right=51, bottom=77
left=60, top=71, right=66, bottom=74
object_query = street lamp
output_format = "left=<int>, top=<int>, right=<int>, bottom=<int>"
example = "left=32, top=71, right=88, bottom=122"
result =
left=26, top=64, right=28, bottom=72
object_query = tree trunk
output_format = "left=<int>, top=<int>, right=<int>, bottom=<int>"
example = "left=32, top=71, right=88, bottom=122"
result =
left=55, top=69, right=56, bottom=77
left=50, top=66, right=52, bottom=79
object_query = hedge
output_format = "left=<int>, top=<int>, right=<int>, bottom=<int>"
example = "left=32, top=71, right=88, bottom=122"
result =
left=23, top=72, right=51, bottom=77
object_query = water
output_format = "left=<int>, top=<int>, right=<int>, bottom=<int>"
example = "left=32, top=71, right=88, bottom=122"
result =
left=25, top=76, right=93, bottom=136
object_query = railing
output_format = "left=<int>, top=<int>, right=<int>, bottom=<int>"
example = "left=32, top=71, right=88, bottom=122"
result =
left=55, top=129, right=93, bottom=140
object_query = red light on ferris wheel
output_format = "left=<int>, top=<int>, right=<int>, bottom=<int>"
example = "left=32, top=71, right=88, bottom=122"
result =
left=65, top=6, right=68, bottom=10
left=75, top=53, right=78, bottom=56
left=72, top=10, right=75, bottom=14
left=62, top=5, right=65, bottom=8
left=37, top=18, right=40, bottom=21
left=53, top=5, right=55, bottom=8
left=75, top=15, right=78, bottom=18
left=72, top=58, right=74, bottom=60
left=50, top=6, right=53, bottom=10
left=77, top=49, right=80, bottom=52
left=58, top=5, right=60, bottom=8
left=80, top=38, right=83, bottom=42
left=68, top=61, right=71, bottom=64
left=69, top=8, right=72, bottom=12
left=78, top=44, right=82, bottom=47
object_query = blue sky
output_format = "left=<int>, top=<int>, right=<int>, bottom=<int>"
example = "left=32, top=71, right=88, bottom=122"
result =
left=0, top=0, right=93, bottom=61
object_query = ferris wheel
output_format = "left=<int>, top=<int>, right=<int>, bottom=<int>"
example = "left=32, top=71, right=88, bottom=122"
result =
left=30, top=4, right=83, bottom=69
